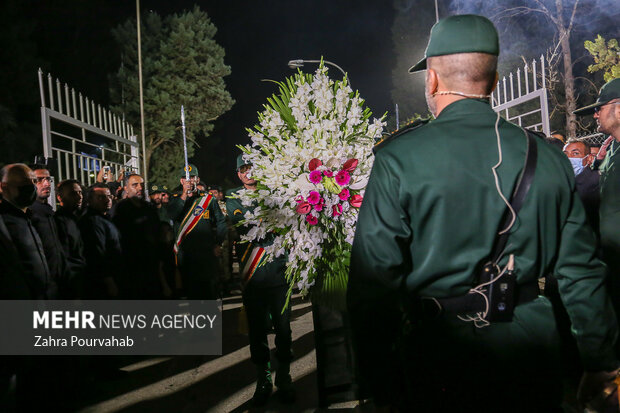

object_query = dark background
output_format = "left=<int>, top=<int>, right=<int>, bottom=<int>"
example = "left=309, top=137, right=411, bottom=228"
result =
left=1, top=0, right=617, bottom=187
left=0, top=0, right=396, bottom=188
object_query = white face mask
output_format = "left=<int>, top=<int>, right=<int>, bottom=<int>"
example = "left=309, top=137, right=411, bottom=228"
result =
left=568, top=157, right=585, bottom=176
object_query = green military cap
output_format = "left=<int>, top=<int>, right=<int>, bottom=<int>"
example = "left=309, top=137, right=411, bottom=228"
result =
left=179, top=163, right=199, bottom=178
left=409, top=14, right=499, bottom=73
left=574, top=78, right=620, bottom=116
left=236, top=154, right=250, bottom=170
left=150, top=184, right=169, bottom=194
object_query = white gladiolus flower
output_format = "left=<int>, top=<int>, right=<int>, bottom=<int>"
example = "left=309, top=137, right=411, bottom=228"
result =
left=236, top=64, right=385, bottom=297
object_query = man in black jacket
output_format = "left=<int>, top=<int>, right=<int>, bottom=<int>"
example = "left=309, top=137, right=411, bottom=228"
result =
left=112, top=173, right=165, bottom=298
left=78, top=183, right=121, bottom=299
left=0, top=164, right=54, bottom=299
left=55, top=179, right=86, bottom=298
left=29, top=165, right=67, bottom=297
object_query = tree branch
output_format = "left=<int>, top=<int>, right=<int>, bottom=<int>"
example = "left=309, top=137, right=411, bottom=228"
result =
left=567, top=0, right=580, bottom=32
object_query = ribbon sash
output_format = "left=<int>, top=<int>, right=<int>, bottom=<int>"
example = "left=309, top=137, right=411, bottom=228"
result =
left=174, top=194, right=213, bottom=255
left=241, top=244, right=265, bottom=286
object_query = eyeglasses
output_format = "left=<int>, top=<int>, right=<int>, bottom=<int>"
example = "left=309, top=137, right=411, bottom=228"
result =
left=238, top=165, right=252, bottom=174
left=35, top=176, right=52, bottom=183
left=594, top=102, right=620, bottom=114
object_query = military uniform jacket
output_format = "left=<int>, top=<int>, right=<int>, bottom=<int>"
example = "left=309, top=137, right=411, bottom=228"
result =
left=594, top=138, right=620, bottom=260
left=167, top=192, right=227, bottom=257
left=348, top=99, right=618, bottom=397
left=226, top=187, right=287, bottom=288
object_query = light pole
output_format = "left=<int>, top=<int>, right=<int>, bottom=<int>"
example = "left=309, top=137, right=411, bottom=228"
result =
left=287, top=59, right=350, bottom=88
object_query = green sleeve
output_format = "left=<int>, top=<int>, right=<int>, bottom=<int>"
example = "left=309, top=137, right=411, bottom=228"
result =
left=165, top=197, right=185, bottom=222
left=347, top=153, right=411, bottom=405
left=555, top=186, right=619, bottom=371
left=210, top=201, right=227, bottom=244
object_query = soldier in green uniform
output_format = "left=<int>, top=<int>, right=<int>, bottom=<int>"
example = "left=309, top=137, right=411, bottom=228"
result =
left=227, top=155, right=295, bottom=406
left=575, top=78, right=620, bottom=317
left=348, top=15, right=619, bottom=412
left=149, top=183, right=171, bottom=224
left=166, top=164, right=227, bottom=299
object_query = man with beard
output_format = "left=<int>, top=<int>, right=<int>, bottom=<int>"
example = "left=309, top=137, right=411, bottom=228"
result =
left=112, top=173, right=165, bottom=298
left=79, top=183, right=121, bottom=298
left=149, top=183, right=171, bottom=224
left=575, top=78, right=620, bottom=318
left=227, top=155, right=294, bottom=406
left=348, top=15, right=619, bottom=412
left=54, top=179, right=86, bottom=298
left=167, top=164, right=227, bottom=299
left=29, top=164, right=67, bottom=297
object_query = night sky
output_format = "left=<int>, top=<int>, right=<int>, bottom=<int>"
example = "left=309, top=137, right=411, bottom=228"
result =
left=3, top=0, right=398, bottom=187
left=2, top=0, right=616, bottom=186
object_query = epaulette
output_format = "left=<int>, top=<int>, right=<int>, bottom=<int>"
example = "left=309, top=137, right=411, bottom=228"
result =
left=373, top=118, right=430, bottom=153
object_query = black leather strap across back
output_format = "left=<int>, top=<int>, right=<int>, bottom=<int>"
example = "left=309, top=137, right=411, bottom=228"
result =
left=490, top=130, right=538, bottom=264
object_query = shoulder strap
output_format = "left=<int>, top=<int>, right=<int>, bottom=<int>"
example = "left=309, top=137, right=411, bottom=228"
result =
left=489, top=129, right=538, bottom=264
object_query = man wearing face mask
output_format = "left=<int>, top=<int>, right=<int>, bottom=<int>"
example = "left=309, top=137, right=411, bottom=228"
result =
left=348, top=15, right=619, bottom=412
left=0, top=164, right=55, bottom=299
left=563, top=139, right=600, bottom=234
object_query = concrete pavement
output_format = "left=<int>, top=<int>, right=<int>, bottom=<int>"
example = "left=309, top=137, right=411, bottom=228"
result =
left=75, top=295, right=367, bottom=413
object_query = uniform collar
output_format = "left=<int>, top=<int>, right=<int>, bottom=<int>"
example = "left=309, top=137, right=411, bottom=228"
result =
left=436, top=98, right=494, bottom=119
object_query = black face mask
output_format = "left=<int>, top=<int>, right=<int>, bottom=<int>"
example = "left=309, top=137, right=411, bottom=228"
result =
left=13, top=184, right=37, bottom=208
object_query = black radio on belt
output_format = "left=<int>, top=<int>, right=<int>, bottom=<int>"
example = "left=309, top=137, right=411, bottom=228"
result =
left=481, top=258, right=516, bottom=322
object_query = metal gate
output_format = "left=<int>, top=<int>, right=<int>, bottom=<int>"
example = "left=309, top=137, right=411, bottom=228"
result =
left=492, top=55, right=551, bottom=136
left=38, top=69, right=139, bottom=187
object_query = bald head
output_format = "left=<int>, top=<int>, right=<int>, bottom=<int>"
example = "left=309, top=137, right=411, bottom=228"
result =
left=427, top=52, right=498, bottom=95
left=0, top=164, right=37, bottom=210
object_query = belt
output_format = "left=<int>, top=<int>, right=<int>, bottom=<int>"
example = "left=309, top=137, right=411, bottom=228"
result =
left=414, top=282, right=540, bottom=319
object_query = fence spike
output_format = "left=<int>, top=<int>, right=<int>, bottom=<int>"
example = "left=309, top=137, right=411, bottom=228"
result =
left=56, top=79, right=63, bottom=114
left=47, top=73, right=54, bottom=111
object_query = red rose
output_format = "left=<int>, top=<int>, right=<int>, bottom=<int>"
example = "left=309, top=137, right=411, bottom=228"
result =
left=350, top=194, right=363, bottom=208
left=296, top=202, right=312, bottom=215
left=308, top=158, right=323, bottom=171
left=342, top=158, right=358, bottom=172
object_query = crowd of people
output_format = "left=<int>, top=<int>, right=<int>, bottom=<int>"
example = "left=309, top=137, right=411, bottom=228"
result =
left=0, top=162, right=239, bottom=302
left=1, top=12, right=619, bottom=412
left=0, top=155, right=296, bottom=410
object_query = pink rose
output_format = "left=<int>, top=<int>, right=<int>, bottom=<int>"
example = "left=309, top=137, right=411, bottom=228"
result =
left=332, top=204, right=343, bottom=217
left=306, top=214, right=318, bottom=225
left=307, top=191, right=321, bottom=205
left=342, top=158, right=358, bottom=172
left=350, top=194, right=363, bottom=208
left=296, top=202, right=311, bottom=215
left=338, top=188, right=350, bottom=201
left=335, top=170, right=350, bottom=186
left=309, top=170, right=322, bottom=184
left=323, top=170, right=334, bottom=178
left=308, top=158, right=322, bottom=171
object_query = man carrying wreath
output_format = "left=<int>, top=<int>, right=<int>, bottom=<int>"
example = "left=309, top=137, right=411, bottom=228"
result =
left=227, top=154, right=295, bottom=406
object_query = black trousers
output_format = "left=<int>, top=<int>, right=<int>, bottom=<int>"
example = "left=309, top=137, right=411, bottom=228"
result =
left=242, top=283, right=293, bottom=366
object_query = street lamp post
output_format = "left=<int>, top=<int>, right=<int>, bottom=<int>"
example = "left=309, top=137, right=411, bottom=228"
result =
left=287, top=59, right=350, bottom=88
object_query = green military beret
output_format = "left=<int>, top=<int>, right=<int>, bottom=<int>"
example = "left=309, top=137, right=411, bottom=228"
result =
left=409, top=14, right=499, bottom=73
left=150, top=184, right=169, bottom=194
left=574, top=78, right=620, bottom=116
left=236, top=154, right=250, bottom=170
left=179, top=163, right=199, bottom=178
